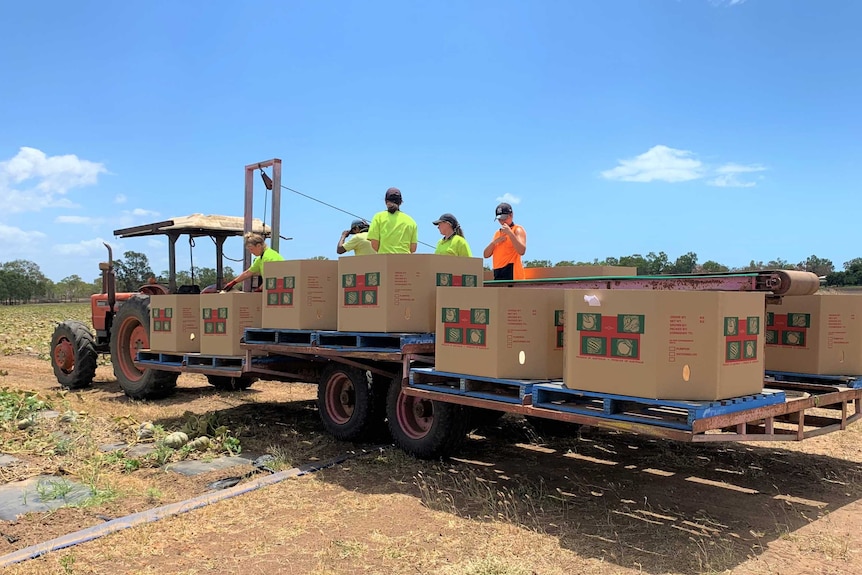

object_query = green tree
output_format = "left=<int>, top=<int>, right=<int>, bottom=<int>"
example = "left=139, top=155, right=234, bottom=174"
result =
left=1, top=260, right=49, bottom=302
left=56, top=274, right=92, bottom=302
left=667, top=252, right=698, bottom=274
left=700, top=260, right=730, bottom=273
left=523, top=259, right=552, bottom=268
left=114, top=251, right=155, bottom=292
left=800, top=255, right=834, bottom=277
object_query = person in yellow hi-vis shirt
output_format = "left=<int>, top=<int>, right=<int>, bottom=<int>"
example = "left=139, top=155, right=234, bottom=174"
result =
left=432, top=213, right=472, bottom=257
left=367, top=187, right=418, bottom=254
left=337, top=219, right=375, bottom=256
left=222, top=232, right=284, bottom=291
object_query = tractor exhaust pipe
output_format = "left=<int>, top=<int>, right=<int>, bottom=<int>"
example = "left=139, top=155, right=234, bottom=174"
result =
left=102, top=242, right=117, bottom=313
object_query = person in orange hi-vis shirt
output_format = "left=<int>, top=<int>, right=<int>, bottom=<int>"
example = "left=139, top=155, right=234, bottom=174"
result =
left=482, top=202, right=527, bottom=280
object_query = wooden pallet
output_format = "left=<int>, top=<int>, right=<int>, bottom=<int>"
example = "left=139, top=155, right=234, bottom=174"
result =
left=766, top=370, right=862, bottom=390
left=243, top=329, right=434, bottom=352
left=184, top=354, right=245, bottom=370
left=136, top=351, right=185, bottom=367
left=531, top=383, right=786, bottom=431
left=243, top=329, right=316, bottom=345
left=409, top=368, right=554, bottom=405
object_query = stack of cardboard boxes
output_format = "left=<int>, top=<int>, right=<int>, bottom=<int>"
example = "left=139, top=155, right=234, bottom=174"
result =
left=153, top=257, right=862, bottom=404
left=561, top=290, right=765, bottom=401
left=764, top=293, right=862, bottom=375
left=434, top=286, right=767, bottom=401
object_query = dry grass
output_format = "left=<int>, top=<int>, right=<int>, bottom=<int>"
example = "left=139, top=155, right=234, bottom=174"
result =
left=3, top=304, right=862, bottom=575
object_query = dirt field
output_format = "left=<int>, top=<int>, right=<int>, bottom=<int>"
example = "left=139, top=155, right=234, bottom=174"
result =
left=1, top=305, right=862, bottom=574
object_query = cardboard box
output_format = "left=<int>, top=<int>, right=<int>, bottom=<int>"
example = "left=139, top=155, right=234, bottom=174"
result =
left=148, top=295, right=200, bottom=353
left=765, top=294, right=862, bottom=375
left=199, top=292, right=262, bottom=356
left=435, top=287, right=565, bottom=380
left=483, top=265, right=638, bottom=282
left=338, top=254, right=483, bottom=333
left=564, top=290, right=765, bottom=401
left=262, top=260, right=339, bottom=330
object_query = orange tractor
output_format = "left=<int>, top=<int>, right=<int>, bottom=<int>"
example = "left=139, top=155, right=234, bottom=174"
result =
left=50, top=158, right=284, bottom=399
left=49, top=215, right=270, bottom=398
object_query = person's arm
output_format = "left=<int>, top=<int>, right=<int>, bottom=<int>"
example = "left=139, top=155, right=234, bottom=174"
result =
left=483, top=232, right=504, bottom=258
left=337, top=230, right=350, bottom=255
left=500, top=225, right=527, bottom=256
left=409, top=222, right=418, bottom=253
left=367, top=215, right=381, bottom=252
left=223, top=267, right=251, bottom=290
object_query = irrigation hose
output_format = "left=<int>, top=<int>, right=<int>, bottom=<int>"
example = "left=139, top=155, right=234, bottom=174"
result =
left=0, top=448, right=382, bottom=568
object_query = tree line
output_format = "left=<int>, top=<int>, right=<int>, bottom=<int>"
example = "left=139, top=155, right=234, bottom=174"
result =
left=0, top=251, right=236, bottom=304
left=2, top=250, right=860, bottom=304
left=525, top=252, right=853, bottom=285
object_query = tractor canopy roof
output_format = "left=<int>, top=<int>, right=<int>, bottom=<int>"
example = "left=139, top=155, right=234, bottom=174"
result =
left=113, top=214, right=271, bottom=239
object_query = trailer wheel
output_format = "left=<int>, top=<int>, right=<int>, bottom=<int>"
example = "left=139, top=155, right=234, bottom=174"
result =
left=110, top=295, right=178, bottom=400
left=50, top=320, right=98, bottom=389
left=386, top=382, right=469, bottom=459
left=317, top=365, right=379, bottom=442
left=206, top=374, right=256, bottom=391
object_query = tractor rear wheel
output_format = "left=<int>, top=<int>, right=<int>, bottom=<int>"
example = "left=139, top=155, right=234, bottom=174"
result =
left=386, top=381, right=469, bottom=459
left=50, top=321, right=97, bottom=389
left=206, top=374, right=256, bottom=391
left=110, top=295, right=178, bottom=399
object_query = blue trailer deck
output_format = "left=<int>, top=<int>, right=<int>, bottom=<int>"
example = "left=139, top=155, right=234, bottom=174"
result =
left=132, top=328, right=862, bottom=446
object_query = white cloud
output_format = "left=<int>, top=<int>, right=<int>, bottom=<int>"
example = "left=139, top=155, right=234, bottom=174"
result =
left=0, top=147, right=107, bottom=214
left=602, top=146, right=767, bottom=187
left=115, top=194, right=127, bottom=204
left=601, top=145, right=704, bottom=183
left=0, top=223, right=48, bottom=259
left=708, top=163, right=766, bottom=188
left=495, top=192, right=521, bottom=205
left=54, top=237, right=111, bottom=257
left=130, top=208, right=160, bottom=217
left=55, top=215, right=104, bottom=225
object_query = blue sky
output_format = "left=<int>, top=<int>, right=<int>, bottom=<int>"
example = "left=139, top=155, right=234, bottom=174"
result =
left=1, top=0, right=860, bottom=282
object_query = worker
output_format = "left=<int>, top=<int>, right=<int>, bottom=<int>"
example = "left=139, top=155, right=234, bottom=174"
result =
left=433, top=213, right=472, bottom=257
left=222, top=232, right=284, bottom=291
left=337, top=219, right=375, bottom=256
left=367, top=187, right=418, bottom=254
left=483, top=202, right=527, bottom=280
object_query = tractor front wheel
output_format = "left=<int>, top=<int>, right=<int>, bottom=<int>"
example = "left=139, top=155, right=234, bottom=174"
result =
left=50, top=321, right=97, bottom=389
left=110, top=295, right=178, bottom=399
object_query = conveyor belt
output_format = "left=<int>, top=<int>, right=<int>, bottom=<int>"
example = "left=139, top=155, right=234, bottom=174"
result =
left=487, top=270, right=820, bottom=296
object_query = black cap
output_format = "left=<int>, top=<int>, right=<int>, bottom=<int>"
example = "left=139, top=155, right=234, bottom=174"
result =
left=385, top=187, right=402, bottom=204
left=432, top=213, right=459, bottom=227
left=350, top=219, right=369, bottom=231
left=495, top=202, right=513, bottom=220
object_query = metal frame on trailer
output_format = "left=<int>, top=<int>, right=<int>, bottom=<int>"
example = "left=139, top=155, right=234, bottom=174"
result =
left=488, top=269, right=818, bottom=297
left=401, top=373, right=862, bottom=443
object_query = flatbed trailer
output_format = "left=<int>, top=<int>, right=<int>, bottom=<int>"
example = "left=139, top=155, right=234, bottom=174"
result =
left=134, top=325, right=862, bottom=459
left=130, top=268, right=855, bottom=458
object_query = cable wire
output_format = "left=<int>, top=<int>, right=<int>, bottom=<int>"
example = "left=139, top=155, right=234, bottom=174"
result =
left=278, top=183, right=436, bottom=249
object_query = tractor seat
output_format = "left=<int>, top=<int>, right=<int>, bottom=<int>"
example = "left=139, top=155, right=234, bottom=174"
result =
left=177, top=284, right=201, bottom=295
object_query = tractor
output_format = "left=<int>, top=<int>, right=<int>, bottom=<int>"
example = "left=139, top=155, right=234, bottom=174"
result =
left=50, top=159, right=284, bottom=399
left=49, top=214, right=271, bottom=399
